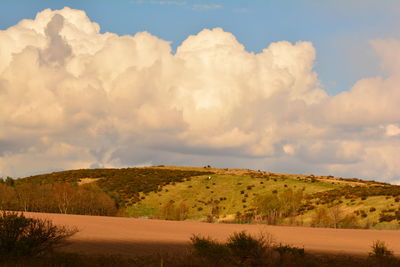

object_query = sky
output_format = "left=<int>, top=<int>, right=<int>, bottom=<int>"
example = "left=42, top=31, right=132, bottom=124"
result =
left=0, top=0, right=399, bottom=183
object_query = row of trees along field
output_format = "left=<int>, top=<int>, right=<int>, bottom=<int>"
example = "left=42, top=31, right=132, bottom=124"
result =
left=0, top=178, right=117, bottom=216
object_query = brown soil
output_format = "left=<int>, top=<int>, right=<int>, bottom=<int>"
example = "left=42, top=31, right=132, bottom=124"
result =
left=24, top=212, right=400, bottom=257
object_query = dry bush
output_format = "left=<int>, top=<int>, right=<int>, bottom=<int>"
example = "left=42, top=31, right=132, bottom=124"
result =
left=0, top=211, right=78, bottom=260
left=190, top=231, right=287, bottom=266
left=369, top=240, right=393, bottom=258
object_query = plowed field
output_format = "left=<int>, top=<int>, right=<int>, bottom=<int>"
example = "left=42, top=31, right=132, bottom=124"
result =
left=25, top=212, right=400, bottom=257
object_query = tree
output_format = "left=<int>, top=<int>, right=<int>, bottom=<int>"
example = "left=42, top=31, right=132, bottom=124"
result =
left=53, top=183, right=75, bottom=214
left=161, top=200, right=176, bottom=220
left=254, top=194, right=281, bottom=224
left=175, top=202, right=189, bottom=221
left=5, top=177, right=14, bottom=187
left=279, top=188, right=303, bottom=218
left=255, top=188, right=304, bottom=225
left=328, top=205, right=343, bottom=228
left=0, top=184, right=16, bottom=210
left=311, top=207, right=331, bottom=227
left=15, top=184, right=35, bottom=212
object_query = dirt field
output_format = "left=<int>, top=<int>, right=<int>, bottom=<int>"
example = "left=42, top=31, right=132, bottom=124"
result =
left=24, top=212, right=400, bottom=257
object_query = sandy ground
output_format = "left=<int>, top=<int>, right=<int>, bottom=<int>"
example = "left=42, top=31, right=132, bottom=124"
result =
left=24, top=212, right=400, bottom=257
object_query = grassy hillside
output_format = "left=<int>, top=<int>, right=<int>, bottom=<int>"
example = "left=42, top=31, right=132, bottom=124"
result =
left=125, top=167, right=400, bottom=229
left=17, top=167, right=213, bottom=204
left=127, top=172, right=341, bottom=219
left=9, top=166, right=400, bottom=229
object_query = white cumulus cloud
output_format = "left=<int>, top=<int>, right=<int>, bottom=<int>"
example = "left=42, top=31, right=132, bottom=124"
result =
left=0, top=7, right=399, bottom=183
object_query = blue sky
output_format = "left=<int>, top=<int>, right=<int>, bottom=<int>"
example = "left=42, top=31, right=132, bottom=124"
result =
left=1, top=1, right=400, bottom=181
left=1, top=0, right=399, bottom=95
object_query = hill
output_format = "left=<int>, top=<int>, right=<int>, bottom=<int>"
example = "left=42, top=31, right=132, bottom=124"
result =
left=15, top=167, right=212, bottom=203
left=1, top=166, right=400, bottom=229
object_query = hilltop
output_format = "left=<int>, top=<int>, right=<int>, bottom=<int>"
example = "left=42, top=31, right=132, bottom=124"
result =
left=1, top=166, right=399, bottom=229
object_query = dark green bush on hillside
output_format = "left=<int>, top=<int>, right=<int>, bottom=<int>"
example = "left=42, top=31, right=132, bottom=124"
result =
left=307, top=185, right=400, bottom=205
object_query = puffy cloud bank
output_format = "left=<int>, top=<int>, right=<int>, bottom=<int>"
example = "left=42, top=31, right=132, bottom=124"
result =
left=0, top=7, right=399, bottom=182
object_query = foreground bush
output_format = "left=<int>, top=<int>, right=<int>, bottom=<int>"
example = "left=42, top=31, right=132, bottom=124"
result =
left=189, top=231, right=399, bottom=267
left=369, top=240, right=393, bottom=259
left=226, top=231, right=273, bottom=265
left=0, top=211, right=78, bottom=260
left=190, top=231, right=309, bottom=266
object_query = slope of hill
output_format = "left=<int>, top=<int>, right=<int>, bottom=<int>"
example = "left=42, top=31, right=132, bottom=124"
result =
left=2, top=166, right=399, bottom=229
left=17, top=167, right=213, bottom=204
left=127, top=168, right=400, bottom=229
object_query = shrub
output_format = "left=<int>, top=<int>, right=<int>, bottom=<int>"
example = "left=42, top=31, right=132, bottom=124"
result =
left=369, top=207, right=376, bottom=212
left=379, top=213, right=396, bottom=222
left=189, top=231, right=319, bottom=266
left=230, top=231, right=274, bottom=265
left=311, top=207, right=331, bottom=227
left=274, top=244, right=305, bottom=257
left=369, top=240, right=393, bottom=258
left=226, top=231, right=270, bottom=265
left=338, top=214, right=359, bottom=229
left=0, top=211, right=77, bottom=260
left=190, top=235, right=229, bottom=264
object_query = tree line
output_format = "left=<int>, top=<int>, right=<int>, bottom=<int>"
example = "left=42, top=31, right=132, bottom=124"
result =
left=0, top=178, right=117, bottom=216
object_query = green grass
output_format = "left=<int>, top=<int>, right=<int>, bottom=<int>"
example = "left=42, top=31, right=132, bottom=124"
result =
left=127, top=173, right=342, bottom=221
left=299, top=195, right=400, bottom=229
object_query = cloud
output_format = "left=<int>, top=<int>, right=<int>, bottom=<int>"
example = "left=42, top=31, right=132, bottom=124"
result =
left=0, top=7, right=399, bottom=183
left=385, top=124, right=400, bottom=136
